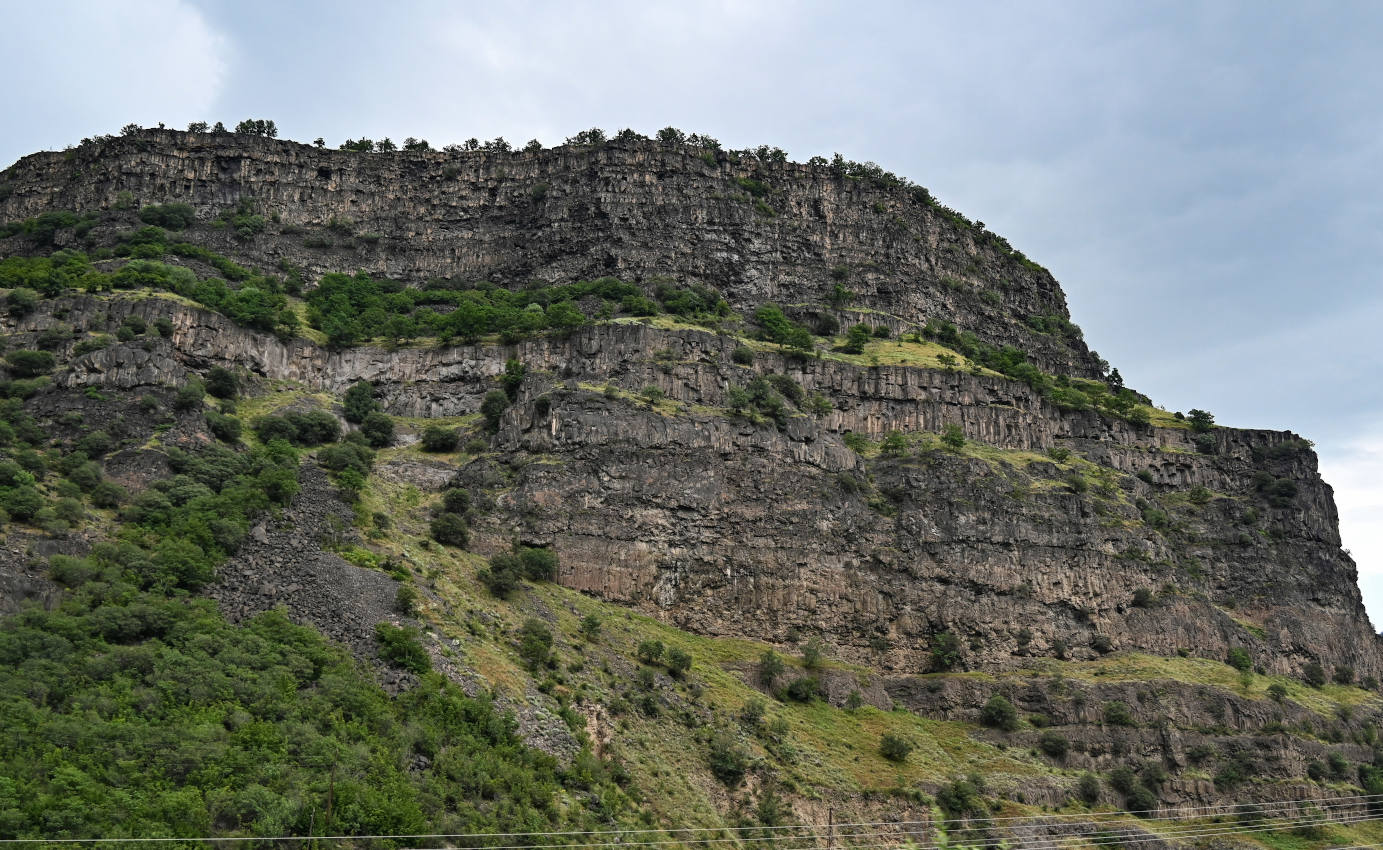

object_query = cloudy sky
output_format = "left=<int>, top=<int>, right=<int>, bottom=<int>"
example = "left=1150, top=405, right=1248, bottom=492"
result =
left=4, top=0, right=1381, bottom=621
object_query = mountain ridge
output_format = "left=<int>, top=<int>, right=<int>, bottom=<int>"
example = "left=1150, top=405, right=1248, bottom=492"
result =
left=1, top=127, right=1381, bottom=845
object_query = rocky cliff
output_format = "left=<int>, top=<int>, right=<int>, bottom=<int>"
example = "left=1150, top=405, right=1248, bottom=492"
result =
left=1, top=131, right=1098, bottom=377
left=2, top=130, right=1381, bottom=832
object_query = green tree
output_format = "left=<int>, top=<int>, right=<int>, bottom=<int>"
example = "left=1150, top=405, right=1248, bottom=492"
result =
left=930, top=631, right=963, bottom=670
left=941, top=423, right=966, bottom=450
left=842, top=323, right=872, bottom=354
left=501, top=358, right=526, bottom=400
left=1103, top=700, right=1135, bottom=726
left=343, top=381, right=379, bottom=423
left=205, top=366, right=238, bottom=399
left=360, top=411, right=395, bottom=448
left=636, top=640, right=664, bottom=664
left=480, top=390, right=510, bottom=432
left=420, top=426, right=459, bottom=452
left=518, top=546, right=558, bottom=581
left=1077, top=772, right=1101, bottom=804
left=666, top=648, right=692, bottom=678
left=1187, top=408, right=1215, bottom=432
left=980, top=694, right=1019, bottom=732
left=429, top=513, right=469, bottom=547
left=5, top=350, right=55, bottom=377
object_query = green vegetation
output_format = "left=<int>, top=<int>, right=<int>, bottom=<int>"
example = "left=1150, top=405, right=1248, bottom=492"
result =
left=879, top=732, right=913, bottom=762
left=0, top=375, right=644, bottom=840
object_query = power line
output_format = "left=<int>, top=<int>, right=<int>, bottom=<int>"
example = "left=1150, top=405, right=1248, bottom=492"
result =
left=397, top=810, right=1383, bottom=850
left=2, top=793, right=1378, bottom=845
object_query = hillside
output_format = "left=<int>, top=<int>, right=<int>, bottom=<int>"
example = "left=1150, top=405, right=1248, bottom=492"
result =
left=0, top=127, right=1380, bottom=848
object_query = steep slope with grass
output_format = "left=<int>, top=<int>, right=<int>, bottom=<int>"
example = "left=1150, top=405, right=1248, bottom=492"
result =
left=0, top=129, right=1381, bottom=847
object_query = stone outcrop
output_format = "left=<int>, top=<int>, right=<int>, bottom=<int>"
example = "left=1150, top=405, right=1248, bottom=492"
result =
left=3, top=293, right=1375, bottom=681
left=0, top=131, right=1099, bottom=377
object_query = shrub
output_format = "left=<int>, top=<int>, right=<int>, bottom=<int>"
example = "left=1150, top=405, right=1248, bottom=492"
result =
left=636, top=640, right=664, bottom=664
left=360, top=411, right=395, bottom=447
left=6, top=350, right=55, bottom=378
left=6, top=288, right=39, bottom=315
left=1039, top=731, right=1069, bottom=759
left=879, top=733, right=913, bottom=763
left=1127, top=784, right=1158, bottom=816
left=429, top=513, right=469, bottom=547
left=440, top=488, right=470, bottom=514
left=758, top=650, right=784, bottom=687
left=708, top=733, right=748, bottom=786
left=478, top=554, right=522, bottom=597
left=930, top=631, right=963, bottom=670
left=1267, top=682, right=1288, bottom=702
left=375, top=623, right=430, bottom=673
left=518, top=546, right=558, bottom=581
left=207, top=411, right=242, bottom=443
left=579, top=614, right=601, bottom=641
left=316, top=441, right=373, bottom=476
left=1077, top=772, right=1101, bottom=804
left=731, top=346, right=754, bottom=366
left=785, top=676, right=819, bottom=702
left=205, top=366, right=238, bottom=399
left=517, top=619, right=553, bottom=668
left=89, top=480, right=126, bottom=508
left=343, top=381, right=379, bottom=423
left=1131, top=588, right=1155, bottom=608
left=296, top=410, right=343, bottom=444
left=174, top=380, right=205, bottom=412
left=77, top=430, right=113, bottom=458
left=1103, top=701, right=1135, bottom=726
left=420, top=426, right=459, bottom=452
left=1107, top=765, right=1138, bottom=795
left=395, top=584, right=418, bottom=615
left=666, top=648, right=692, bottom=678
left=1334, top=665, right=1355, bottom=685
left=980, top=694, right=1019, bottom=732
left=500, top=358, right=526, bottom=400
left=935, top=777, right=986, bottom=818
left=800, top=636, right=825, bottom=670
left=1304, top=662, right=1327, bottom=688
left=480, top=390, right=510, bottom=432
left=0, top=485, right=43, bottom=521
left=139, top=203, right=196, bottom=230
left=1227, top=647, right=1253, bottom=673
left=941, top=423, right=965, bottom=450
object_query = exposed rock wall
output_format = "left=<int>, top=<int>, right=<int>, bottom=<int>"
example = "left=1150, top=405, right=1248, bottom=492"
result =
left=0, top=131, right=1099, bottom=377
left=6, top=294, right=1375, bottom=680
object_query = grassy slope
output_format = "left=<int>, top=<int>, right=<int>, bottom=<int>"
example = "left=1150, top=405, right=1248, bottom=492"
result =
left=287, top=384, right=1377, bottom=847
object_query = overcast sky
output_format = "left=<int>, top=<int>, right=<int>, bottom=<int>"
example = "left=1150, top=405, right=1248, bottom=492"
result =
left=4, top=0, right=1380, bottom=623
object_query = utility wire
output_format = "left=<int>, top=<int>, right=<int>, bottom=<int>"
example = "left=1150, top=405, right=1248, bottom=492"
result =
left=3, top=793, right=1379, bottom=846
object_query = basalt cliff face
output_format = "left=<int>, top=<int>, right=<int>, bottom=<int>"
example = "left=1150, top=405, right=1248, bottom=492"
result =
left=1, top=131, right=1380, bottom=827
left=1, top=130, right=1098, bottom=377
